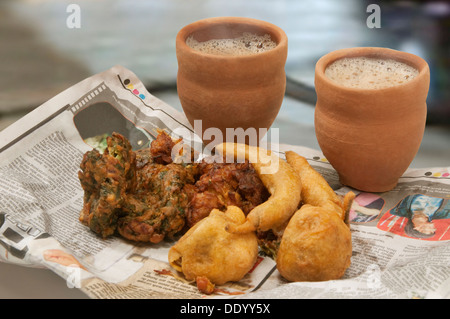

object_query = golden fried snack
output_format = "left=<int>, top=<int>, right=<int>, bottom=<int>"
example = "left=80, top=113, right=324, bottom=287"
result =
left=186, top=161, right=269, bottom=227
left=276, top=151, right=355, bottom=282
left=276, top=204, right=352, bottom=281
left=285, top=151, right=355, bottom=220
left=168, top=206, right=258, bottom=286
left=215, top=143, right=302, bottom=234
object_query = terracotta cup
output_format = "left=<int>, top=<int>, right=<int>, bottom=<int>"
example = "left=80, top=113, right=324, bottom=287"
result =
left=314, top=47, right=430, bottom=192
left=176, top=17, right=288, bottom=146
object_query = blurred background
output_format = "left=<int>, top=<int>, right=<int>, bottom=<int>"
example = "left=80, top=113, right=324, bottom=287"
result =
left=0, top=0, right=449, bottom=166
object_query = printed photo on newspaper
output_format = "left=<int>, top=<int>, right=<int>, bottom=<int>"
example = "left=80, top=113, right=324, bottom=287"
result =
left=0, top=66, right=449, bottom=299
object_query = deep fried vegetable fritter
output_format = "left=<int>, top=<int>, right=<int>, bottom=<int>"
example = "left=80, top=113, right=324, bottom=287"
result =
left=186, top=161, right=269, bottom=227
left=79, top=132, right=195, bottom=242
left=169, top=206, right=259, bottom=287
left=215, top=142, right=302, bottom=234
left=78, top=133, right=136, bottom=238
left=276, top=151, right=355, bottom=282
left=78, top=131, right=269, bottom=243
left=150, top=130, right=181, bottom=165
left=118, top=163, right=197, bottom=243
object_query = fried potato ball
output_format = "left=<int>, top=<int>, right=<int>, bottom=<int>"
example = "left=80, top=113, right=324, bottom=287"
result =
left=168, top=206, right=258, bottom=286
left=276, top=204, right=352, bottom=282
left=276, top=151, right=354, bottom=282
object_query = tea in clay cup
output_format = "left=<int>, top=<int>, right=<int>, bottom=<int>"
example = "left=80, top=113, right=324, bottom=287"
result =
left=176, top=17, right=288, bottom=146
left=314, top=47, right=430, bottom=192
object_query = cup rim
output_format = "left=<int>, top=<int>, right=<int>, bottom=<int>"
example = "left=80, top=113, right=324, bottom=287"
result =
left=315, top=47, right=430, bottom=93
left=176, top=16, right=287, bottom=61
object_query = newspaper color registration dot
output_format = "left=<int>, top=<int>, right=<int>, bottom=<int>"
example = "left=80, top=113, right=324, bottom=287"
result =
left=312, top=156, right=328, bottom=163
left=424, top=171, right=450, bottom=177
left=124, top=78, right=146, bottom=100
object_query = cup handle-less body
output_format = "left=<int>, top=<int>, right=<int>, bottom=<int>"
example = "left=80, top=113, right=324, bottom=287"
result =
left=314, top=47, right=430, bottom=192
left=176, top=17, right=288, bottom=146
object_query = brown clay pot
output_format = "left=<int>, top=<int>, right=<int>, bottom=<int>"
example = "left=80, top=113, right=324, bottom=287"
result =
left=314, top=47, right=430, bottom=192
left=176, top=17, right=288, bottom=146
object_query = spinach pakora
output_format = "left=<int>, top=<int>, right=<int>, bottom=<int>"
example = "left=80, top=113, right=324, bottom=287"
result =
left=78, top=131, right=269, bottom=243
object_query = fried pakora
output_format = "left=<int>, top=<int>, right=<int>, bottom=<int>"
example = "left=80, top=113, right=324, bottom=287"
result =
left=215, top=142, right=302, bottom=234
left=78, top=132, right=136, bottom=238
left=118, top=163, right=197, bottom=243
left=149, top=129, right=182, bottom=165
left=168, top=206, right=259, bottom=289
left=78, top=131, right=269, bottom=243
left=186, top=161, right=269, bottom=227
left=285, top=151, right=354, bottom=220
left=79, top=131, right=196, bottom=242
left=276, top=151, right=355, bottom=281
left=276, top=204, right=353, bottom=281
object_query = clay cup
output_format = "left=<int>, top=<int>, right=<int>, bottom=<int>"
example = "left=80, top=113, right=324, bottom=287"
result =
left=314, top=47, right=430, bottom=192
left=176, top=17, right=288, bottom=146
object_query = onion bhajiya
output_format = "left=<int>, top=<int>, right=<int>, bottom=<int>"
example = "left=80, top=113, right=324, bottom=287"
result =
left=79, top=131, right=196, bottom=243
left=78, top=131, right=269, bottom=243
left=186, top=161, right=269, bottom=227
left=118, top=163, right=197, bottom=243
left=78, top=132, right=136, bottom=238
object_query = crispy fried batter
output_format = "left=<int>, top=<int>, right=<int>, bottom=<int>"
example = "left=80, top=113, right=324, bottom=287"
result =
left=78, top=133, right=136, bottom=238
left=186, top=161, right=269, bottom=227
left=276, top=151, right=355, bottom=282
left=79, top=132, right=195, bottom=242
left=276, top=204, right=352, bottom=281
left=285, top=151, right=354, bottom=220
left=196, top=276, right=216, bottom=295
left=78, top=132, right=269, bottom=243
left=118, top=163, right=197, bottom=243
left=150, top=130, right=181, bottom=164
left=168, top=206, right=259, bottom=286
left=215, top=143, right=302, bottom=234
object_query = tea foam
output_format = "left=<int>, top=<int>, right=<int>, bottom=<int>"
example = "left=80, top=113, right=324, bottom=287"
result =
left=325, top=57, right=419, bottom=89
left=186, top=32, right=276, bottom=56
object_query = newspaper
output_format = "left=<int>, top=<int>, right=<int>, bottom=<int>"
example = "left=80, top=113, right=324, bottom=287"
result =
left=0, top=65, right=449, bottom=300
